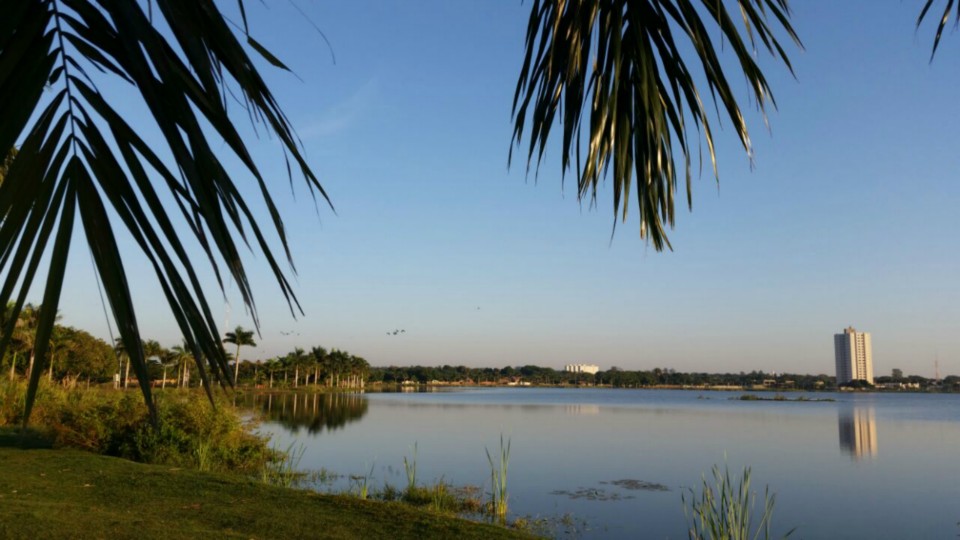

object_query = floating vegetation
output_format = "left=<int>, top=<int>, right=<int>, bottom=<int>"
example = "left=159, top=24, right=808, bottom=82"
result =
left=553, top=477, right=671, bottom=501
left=551, top=487, right=635, bottom=501
left=601, top=479, right=671, bottom=492
left=734, top=394, right=835, bottom=402
left=513, top=512, right=588, bottom=538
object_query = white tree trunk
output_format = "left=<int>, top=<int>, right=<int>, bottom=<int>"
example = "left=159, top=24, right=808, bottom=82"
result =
left=233, top=344, right=241, bottom=386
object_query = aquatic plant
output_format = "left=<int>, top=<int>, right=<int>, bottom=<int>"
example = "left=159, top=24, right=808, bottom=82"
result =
left=377, top=482, right=400, bottom=502
left=403, top=442, right=418, bottom=493
left=260, top=442, right=305, bottom=488
left=682, top=464, right=795, bottom=540
left=485, top=435, right=511, bottom=523
left=349, top=463, right=376, bottom=500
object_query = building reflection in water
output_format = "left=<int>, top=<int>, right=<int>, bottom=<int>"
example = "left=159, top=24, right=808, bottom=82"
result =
left=564, top=404, right=600, bottom=415
left=838, top=405, right=878, bottom=459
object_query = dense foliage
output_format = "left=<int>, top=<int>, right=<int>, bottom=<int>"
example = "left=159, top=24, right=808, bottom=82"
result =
left=0, top=380, right=274, bottom=472
left=367, top=364, right=956, bottom=392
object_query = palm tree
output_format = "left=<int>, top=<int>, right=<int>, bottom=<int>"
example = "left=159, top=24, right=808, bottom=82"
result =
left=114, top=338, right=130, bottom=389
left=0, top=1, right=328, bottom=425
left=264, top=357, right=281, bottom=389
left=223, top=326, right=256, bottom=387
left=311, top=346, right=328, bottom=387
left=512, top=0, right=801, bottom=250
left=285, top=347, right=308, bottom=388
left=168, top=343, right=192, bottom=389
left=159, top=348, right=178, bottom=389
left=46, top=325, right=67, bottom=382
left=13, top=304, right=40, bottom=380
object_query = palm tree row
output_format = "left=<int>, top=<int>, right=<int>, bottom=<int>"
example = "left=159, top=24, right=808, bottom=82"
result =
left=255, top=346, right=370, bottom=390
left=3, top=310, right=366, bottom=391
left=2, top=309, right=226, bottom=390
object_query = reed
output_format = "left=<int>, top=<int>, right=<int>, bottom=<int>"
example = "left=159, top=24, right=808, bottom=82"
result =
left=349, top=463, right=376, bottom=500
left=682, top=464, right=795, bottom=540
left=403, top=442, right=418, bottom=493
left=485, top=435, right=511, bottom=523
left=260, top=442, right=305, bottom=488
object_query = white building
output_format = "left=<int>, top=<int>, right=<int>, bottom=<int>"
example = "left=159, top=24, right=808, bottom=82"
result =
left=834, top=327, right=873, bottom=384
left=565, top=363, right=600, bottom=375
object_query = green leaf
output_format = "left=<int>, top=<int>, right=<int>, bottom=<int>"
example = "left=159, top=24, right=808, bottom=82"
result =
left=511, top=0, right=801, bottom=250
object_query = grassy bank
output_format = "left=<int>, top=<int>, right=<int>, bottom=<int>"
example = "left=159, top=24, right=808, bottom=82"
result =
left=0, top=445, right=530, bottom=539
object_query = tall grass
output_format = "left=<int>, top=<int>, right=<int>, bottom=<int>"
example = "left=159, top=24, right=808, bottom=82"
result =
left=403, top=442, right=418, bottom=493
left=260, top=442, right=305, bottom=488
left=682, top=464, right=795, bottom=540
left=349, top=463, right=376, bottom=500
left=485, top=435, right=511, bottom=523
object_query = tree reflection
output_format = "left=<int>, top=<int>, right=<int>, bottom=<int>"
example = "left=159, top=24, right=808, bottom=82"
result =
left=247, top=393, right=369, bottom=435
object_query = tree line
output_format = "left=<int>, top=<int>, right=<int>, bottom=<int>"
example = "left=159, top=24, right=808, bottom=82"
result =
left=4, top=304, right=952, bottom=393
left=368, top=364, right=958, bottom=391
left=2, top=306, right=368, bottom=390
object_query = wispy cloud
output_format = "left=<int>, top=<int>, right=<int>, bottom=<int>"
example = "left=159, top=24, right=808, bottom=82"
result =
left=296, top=78, right=378, bottom=140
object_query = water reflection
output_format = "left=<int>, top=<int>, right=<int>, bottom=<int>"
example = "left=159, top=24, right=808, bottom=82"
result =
left=564, top=404, right=600, bottom=415
left=838, top=405, right=878, bottom=459
left=245, top=392, right=369, bottom=435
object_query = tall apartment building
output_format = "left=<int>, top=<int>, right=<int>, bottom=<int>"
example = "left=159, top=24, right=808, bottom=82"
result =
left=834, top=327, right=873, bottom=384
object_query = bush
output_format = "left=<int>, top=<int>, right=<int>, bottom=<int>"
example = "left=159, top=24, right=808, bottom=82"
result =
left=0, top=380, right=275, bottom=473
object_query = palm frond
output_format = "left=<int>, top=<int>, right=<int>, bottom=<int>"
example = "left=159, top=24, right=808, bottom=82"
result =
left=918, top=0, right=959, bottom=59
left=511, top=0, right=801, bottom=249
left=0, top=0, right=327, bottom=426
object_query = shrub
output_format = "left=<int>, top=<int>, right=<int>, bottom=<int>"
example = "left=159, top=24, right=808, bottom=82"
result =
left=0, top=381, right=275, bottom=473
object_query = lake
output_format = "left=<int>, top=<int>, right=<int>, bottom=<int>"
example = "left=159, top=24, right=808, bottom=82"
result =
left=246, top=388, right=960, bottom=539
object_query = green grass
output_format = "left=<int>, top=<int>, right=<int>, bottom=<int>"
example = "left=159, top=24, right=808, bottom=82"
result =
left=682, top=464, right=795, bottom=540
left=485, top=435, right=511, bottom=523
left=0, top=446, right=532, bottom=540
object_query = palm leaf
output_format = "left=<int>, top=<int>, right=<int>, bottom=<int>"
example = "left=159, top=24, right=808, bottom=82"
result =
left=0, top=0, right=328, bottom=426
left=511, top=0, right=801, bottom=250
left=918, top=0, right=959, bottom=59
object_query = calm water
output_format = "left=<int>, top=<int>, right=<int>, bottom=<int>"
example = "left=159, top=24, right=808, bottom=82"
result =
left=247, top=388, right=960, bottom=539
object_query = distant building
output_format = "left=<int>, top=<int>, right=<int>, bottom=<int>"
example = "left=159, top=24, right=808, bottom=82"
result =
left=834, top=327, right=873, bottom=384
left=565, top=364, right=599, bottom=375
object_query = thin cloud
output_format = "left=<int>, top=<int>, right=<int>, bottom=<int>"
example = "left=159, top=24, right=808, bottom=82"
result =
left=297, top=78, right=378, bottom=140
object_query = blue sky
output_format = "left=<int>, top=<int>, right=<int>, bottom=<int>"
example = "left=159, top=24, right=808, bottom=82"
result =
left=52, top=1, right=959, bottom=376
